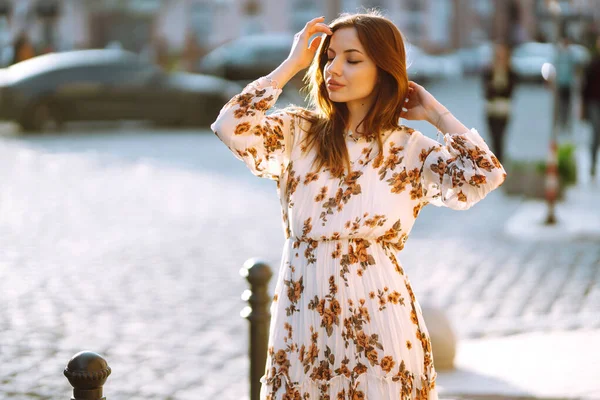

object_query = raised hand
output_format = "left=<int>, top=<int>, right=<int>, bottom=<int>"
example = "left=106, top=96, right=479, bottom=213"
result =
left=287, top=16, right=333, bottom=71
left=400, top=81, right=443, bottom=122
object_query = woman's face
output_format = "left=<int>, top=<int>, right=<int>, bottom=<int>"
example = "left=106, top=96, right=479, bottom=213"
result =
left=324, top=27, right=378, bottom=104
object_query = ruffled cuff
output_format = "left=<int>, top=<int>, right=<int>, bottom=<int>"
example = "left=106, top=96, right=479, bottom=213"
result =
left=244, top=76, right=284, bottom=98
left=422, top=128, right=506, bottom=210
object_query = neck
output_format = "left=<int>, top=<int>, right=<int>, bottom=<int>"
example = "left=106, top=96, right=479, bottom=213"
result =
left=345, top=93, right=376, bottom=134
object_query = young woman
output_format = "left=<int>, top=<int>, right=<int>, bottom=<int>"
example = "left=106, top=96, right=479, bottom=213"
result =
left=212, top=12, right=506, bottom=400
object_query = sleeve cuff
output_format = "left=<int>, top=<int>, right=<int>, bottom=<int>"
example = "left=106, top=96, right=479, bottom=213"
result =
left=246, top=77, right=284, bottom=96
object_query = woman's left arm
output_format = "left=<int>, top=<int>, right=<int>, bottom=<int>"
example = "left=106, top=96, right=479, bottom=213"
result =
left=402, top=81, right=506, bottom=210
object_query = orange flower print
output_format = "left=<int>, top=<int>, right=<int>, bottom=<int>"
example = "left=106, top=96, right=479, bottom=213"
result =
left=275, top=349, right=287, bottom=365
left=315, top=186, right=328, bottom=202
left=352, top=390, right=365, bottom=400
left=429, top=156, right=447, bottom=180
left=331, top=242, right=342, bottom=259
left=386, top=170, right=409, bottom=194
left=304, top=172, right=319, bottom=185
left=334, top=357, right=352, bottom=378
left=284, top=276, right=303, bottom=316
left=330, top=298, right=341, bottom=316
left=387, top=291, right=404, bottom=305
left=264, top=132, right=283, bottom=152
left=353, top=363, right=368, bottom=375
left=475, top=155, right=493, bottom=171
left=413, top=203, right=423, bottom=218
left=310, top=360, right=332, bottom=380
left=380, top=355, right=395, bottom=373
left=469, top=174, right=487, bottom=186
left=282, top=385, right=301, bottom=400
left=372, top=151, right=384, bottom=168
left=234, top=121, right=251, bottom=135
left=491, top=154, right=502, bottom=169
left=364, top=214, right=386, bottom=227
left=255, top=98, right=270, bottom=111
left=308, top=276, right=341, bottom=336
left=286, top=276, right=304, bottom=303
left=411, top=309, right=419, bottom=325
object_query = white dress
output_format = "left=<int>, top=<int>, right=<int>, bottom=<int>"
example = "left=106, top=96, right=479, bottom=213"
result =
left=211, top=77, right=506, bottom=400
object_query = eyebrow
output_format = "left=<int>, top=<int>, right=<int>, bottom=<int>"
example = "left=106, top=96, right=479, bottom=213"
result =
left=327, top=48, right=363, bottom=55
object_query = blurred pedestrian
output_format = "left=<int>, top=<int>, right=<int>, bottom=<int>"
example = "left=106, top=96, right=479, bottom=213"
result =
left=11, top=32, right=36, bottom=65
left=212, top=12, right=506, bottom=399
left=581, top=35, right=600, bottom=178
left=482, top=43, right=517, bottom=163
left=555, top=36, right=577, bottom=135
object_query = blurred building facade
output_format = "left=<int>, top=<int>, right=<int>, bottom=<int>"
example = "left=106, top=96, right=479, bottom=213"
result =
left=149, top=0, right=600, bottom=53
left=0, top=0, right=87, bottom=65
left=0, top=0, right=598, bottom=68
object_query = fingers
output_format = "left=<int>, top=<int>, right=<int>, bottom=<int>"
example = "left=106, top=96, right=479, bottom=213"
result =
left=304, top=17, right=332, bottom=36
left=308, top=35, right=323, bottom=52
left=312, top=23, right=333, bottom=35
left=407, top=81, right=421, bottom=90
left=305, top=16, right=326, bottom=28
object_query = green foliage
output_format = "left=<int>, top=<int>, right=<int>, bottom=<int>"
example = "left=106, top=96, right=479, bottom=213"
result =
left=534, top=143, right=578, bottom=186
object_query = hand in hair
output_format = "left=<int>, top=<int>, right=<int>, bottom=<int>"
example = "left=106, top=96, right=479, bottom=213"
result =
left=401, top=81, right=468, bottom=133
left=400, top=81, right=441, bottom=122
left=287, top=16, right=333, bottom=71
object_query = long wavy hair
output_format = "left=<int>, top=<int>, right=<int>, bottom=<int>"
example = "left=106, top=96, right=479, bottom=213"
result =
left=292, top=11, right=409, bottom=177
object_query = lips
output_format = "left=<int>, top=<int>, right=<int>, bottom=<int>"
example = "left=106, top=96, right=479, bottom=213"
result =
left=326, top=79, right=344, bottom=90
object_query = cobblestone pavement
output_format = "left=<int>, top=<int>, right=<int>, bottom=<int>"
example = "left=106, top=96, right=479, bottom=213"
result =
left=0, top=78, right=598, bottom=399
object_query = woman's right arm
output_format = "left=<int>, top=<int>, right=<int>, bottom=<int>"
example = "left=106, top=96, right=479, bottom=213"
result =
left=210, top=16, right=332, bottom=180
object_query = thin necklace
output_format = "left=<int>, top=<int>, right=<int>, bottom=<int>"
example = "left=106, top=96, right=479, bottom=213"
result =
left=347, top=129, right=360, bottom=142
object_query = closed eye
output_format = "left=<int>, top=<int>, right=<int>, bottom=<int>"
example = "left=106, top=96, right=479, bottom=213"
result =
left=326, top=58, right=362, bottom=65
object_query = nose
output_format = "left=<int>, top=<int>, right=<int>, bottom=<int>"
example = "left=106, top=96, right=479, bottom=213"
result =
left=325, top=56, right=342, bottom=77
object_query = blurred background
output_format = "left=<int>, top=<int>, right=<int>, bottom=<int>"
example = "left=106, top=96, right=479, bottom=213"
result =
left=0, top=1, right=599, bottom=400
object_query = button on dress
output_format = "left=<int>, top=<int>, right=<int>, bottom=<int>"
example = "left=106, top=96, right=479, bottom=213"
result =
left=211, top=77, right=506, bottom=400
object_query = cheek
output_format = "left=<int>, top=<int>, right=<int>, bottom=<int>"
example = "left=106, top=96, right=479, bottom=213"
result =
left=348, top=67, right=377, bottom=94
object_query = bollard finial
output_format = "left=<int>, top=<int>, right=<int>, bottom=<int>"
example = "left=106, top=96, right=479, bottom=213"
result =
left=64, top=351, right=111, bottom=400
left=242, top=258, right=273, bottom=286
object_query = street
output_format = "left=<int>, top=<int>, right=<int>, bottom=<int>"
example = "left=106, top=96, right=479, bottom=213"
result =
left=0, top=77, right=598, bottom=399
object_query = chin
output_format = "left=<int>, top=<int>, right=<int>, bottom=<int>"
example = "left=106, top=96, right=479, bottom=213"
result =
left=327, top=92, right=348, bottom=103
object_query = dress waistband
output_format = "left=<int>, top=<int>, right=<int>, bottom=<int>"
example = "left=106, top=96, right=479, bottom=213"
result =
left=289, top=235, right=377, bottom=243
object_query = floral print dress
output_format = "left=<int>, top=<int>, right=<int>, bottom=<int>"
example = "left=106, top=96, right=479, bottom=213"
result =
left=211, top=77, right=506, bottom=400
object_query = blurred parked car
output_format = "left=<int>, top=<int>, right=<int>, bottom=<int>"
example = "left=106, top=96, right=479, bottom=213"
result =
left=0, top=49, right=241, bottom=132
left=457, top=42, right=493, bottom=74
left=510, top=41, right=591, bottom=82
left=406, top=45, right=463, bottom=83
left=199, top=33, right=294, bottom=82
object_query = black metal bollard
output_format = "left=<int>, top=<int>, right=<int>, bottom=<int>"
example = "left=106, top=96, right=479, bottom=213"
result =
left=64, top=351, right=111, bottom=400
left=240, top=258, right=273, bottom=400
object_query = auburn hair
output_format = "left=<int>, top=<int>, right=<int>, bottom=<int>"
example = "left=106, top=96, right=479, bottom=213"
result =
left=291, top=11, right=410, bottom=177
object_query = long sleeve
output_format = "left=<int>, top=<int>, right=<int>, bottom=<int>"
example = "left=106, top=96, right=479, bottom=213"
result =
left=412, top=129, right=506, bottom=210
left=210, top=77, right=295, bottom=180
